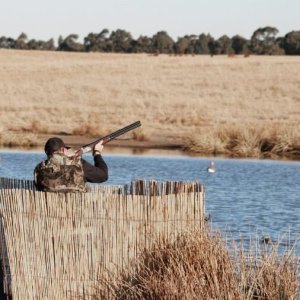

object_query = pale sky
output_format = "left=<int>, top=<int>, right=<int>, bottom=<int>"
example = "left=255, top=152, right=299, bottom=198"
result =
left=0, top=0, right=299, bottom=42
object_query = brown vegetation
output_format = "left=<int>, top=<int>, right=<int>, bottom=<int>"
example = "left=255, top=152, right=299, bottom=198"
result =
left=184, top=124, right=300, bottom=159
left=92, top=230, right=299, bottom=299
left=0, top=50, right=299, bottom=158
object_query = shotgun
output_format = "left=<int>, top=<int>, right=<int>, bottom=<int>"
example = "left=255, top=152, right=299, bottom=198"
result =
left=74, top=121, right=142, bottom=156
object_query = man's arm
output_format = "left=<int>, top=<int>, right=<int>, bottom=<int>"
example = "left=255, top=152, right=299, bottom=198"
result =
left=82, top=154, right=108, bottom=183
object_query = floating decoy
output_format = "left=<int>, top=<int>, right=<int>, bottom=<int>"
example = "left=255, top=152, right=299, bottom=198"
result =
left=207, top=161, right=215, bottom=173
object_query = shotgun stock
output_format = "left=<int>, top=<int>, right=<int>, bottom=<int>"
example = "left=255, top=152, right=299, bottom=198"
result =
left=75, top=121, right=142, bottom=156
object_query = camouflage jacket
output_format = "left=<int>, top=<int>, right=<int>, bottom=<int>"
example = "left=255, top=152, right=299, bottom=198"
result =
left=34, top=153, right=87, bottom=192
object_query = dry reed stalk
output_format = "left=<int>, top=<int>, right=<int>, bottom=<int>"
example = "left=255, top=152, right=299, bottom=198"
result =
left=96, top=230, right=240, bottom=299
left=93, top=231, right=299, bottom=300
left=235, top=238, right=299, bottom=300
left=72, top=124, right=107, bottom=137
left=185, top=123, right=300, bottom=158
left=0, top=127, right=37, bottom=147
left=132, top=128, right=148, bottom=142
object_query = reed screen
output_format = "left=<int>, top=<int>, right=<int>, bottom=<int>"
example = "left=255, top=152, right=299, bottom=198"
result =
left=0, top=178, right=204, bottom=299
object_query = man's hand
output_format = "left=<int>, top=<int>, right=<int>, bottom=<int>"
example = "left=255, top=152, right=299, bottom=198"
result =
left=93, top=140, right=104, bottom=155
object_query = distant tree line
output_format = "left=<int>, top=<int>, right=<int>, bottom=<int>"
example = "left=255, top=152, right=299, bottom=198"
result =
left=1, top=26, right=300, bottom=55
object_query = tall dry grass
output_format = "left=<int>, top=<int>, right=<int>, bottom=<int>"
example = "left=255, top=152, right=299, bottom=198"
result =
left=91, top=230, right=299, bottom=299
left=185, top=123, right=300, bottom=159
left=0, top=50, right=299, bottom=158
left=237, top=242, right=299, bottom=299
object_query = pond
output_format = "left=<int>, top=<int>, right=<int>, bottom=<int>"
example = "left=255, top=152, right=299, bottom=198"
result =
left=0, top=150, right=299, bottom=254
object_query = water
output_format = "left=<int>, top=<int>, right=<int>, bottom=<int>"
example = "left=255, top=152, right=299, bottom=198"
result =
left=0, top=150, right=299, bottom=253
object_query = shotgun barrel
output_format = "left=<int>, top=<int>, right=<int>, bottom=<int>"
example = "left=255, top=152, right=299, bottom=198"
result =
left=76, top=121, right=142, bottom=156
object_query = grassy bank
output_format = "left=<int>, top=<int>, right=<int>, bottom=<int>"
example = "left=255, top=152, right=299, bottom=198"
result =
left=92, top=230, right=299, bottom=299
left=0, top=50, right=299, bottom=159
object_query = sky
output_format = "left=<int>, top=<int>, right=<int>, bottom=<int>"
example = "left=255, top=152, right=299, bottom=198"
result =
left=0, top=0, right=299, bottom=42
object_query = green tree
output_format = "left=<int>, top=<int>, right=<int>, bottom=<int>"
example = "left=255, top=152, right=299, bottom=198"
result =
left=151, top=31, right=174, bottom=54
left=84, top=29, right=109, bottom=52
left=208, top=38, right=221, bottom=55
left=250, top=26, right=283, bottom=55
left=193, top=34, right=213, bottom=54
left=27, top=39, right=40, bottom=50
left=283, top=31, right=300, bottom=55
left=106, top=29, right=132, bottom=52
left=57, top=34, right=84, bottom=52
left=27, top=38, right=55, bottom=50
left=174, top=36, right=191, bottom=54
left=131, top=36, right=152, bottom=53
left=185, top=35, right=198, bottom=54
left=15, top=32, right=28, bottom=49
left=43, top=38, right=56, bottom=51
left=0, top=36, right=15, bottom=48
left=217, top=35, right=233, bottom=54
left=231, top=35, right=248, bottom=54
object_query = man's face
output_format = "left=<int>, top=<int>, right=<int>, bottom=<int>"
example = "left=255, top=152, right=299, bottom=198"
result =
left=57, top=147, right=68, bottom=155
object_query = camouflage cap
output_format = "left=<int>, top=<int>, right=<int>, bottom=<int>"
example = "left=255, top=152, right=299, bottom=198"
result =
left=44, top=137, right=66, bottom=156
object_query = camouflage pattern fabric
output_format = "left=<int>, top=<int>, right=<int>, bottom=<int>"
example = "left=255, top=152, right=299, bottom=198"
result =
left=34, top=153, right=87, bottom=192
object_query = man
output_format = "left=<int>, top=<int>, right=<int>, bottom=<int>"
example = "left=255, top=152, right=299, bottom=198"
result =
left=34, top=137, right=108, bottom=192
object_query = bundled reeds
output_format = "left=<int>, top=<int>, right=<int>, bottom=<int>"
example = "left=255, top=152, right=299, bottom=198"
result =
left=92, top=230, right=299, bottom=300
left=0, top=178, right=204, bottom=299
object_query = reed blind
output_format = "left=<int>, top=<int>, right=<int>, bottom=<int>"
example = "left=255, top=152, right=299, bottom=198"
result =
left=0, top=179, right=204, bottom=299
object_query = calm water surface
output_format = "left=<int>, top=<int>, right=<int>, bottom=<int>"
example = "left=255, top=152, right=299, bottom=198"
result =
left=0, top=150, right=299, bottom=253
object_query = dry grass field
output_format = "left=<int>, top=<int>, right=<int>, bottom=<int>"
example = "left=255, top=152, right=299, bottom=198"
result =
left=0, top=49, right=299, bottom=158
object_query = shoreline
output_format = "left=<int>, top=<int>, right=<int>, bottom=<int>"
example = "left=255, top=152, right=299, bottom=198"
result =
left=1, top=132, right=299, bottom=162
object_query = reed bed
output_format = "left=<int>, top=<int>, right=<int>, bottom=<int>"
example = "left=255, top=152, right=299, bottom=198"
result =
left=92, top=230, right=299, bottom=300
left=236, top=238, right=299, bottom=299
left=0, top=50, right=299, bottom=158
left=0, top=179, right=204, bottom=299
left=185, top=123, right=300, bottom=159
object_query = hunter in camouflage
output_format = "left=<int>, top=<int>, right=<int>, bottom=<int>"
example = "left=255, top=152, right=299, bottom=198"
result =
left=34, top=137, right=108, bottom=192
